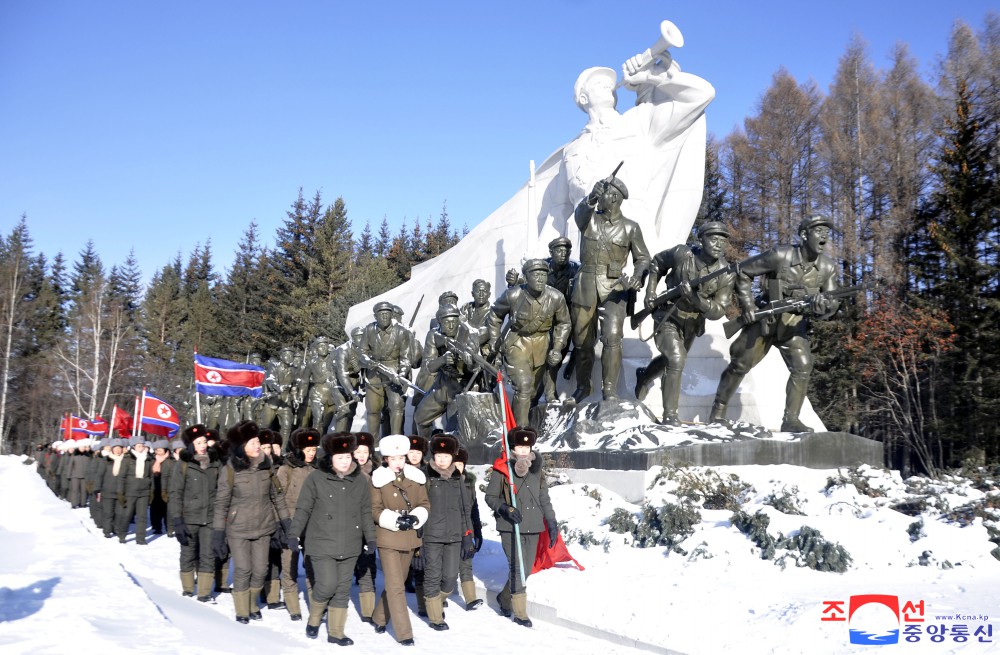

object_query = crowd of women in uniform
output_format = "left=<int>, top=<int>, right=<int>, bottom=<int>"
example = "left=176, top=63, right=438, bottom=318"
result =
left=36, top=422, right=557, bottom=647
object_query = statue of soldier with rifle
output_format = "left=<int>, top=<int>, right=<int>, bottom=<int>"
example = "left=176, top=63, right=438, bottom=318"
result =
left=486, top=259, right=572, bottom=426
left=329, top=326, right=365, bottom=432
left=260, top=345, right=297, bottom=441
left=633, top=221, right=737, bottom=425
left=412, top=305, right=482, bottom=436
left=359, top=301, right=414, bottom=439
left=506, top=237, right=581, bottom=399
left=711, top=215, right=857, bottom=432
left=569, top=164, right=650, bottom=402
left=302, top=335, right=340, bottom=431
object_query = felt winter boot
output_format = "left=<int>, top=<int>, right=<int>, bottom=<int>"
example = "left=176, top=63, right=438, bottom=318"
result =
left=496, top=582, right=512, bottom=617
left=179, top=570, right=195, bottom=597
left=511, top=592, right=532, bottom=627
left=305, top=593, right=326, bottom=639
left=196, top=571, right=214, bottom=602
left=248, top=586, right=263, bottom=620
left=461, top=580, right=483, bottom=610
left=327, top=607, right=354, bottom=645
left=282, top=579, right=302, bottom=620
left=266, top=578, right=284, bottom=609
left=425, top=595, right=448, bottom=631
left=358, top=591, right=376, bottom=623
left=233, top=590, right=251, bottom=624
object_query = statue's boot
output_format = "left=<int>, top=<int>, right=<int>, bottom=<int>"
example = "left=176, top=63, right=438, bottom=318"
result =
left=635, top=356, right=666, bottom=401
left=659, top=366, right=683, bottom=426
left=710, top=369, right=744, bottom=425
left=572, top=350, right=595, bottom=403
left=781, top=372, right=814, bottom=433
left=601, top=344, right=623, bottom=400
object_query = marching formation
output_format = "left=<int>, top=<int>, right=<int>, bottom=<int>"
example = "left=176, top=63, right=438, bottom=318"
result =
left=35, top=422, right=559, bottom=647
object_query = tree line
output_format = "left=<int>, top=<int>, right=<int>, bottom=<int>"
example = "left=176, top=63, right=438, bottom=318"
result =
left=3, top=15, right=998, bottom=476
left=695, top=15, right=1000, bottom=475
left=0, top=190, right=463, bottom=455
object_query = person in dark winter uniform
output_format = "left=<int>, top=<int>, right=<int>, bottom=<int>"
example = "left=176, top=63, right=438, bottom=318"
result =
left=369, top=434, right=430, bottom=646
left=275, top=427, right=320, bottom=621
left=455, top=446, right=484, bottom=610
left=67, top=438, right=93, bottom=508
left=95, top=439, right=126, bottom=538
left=169, top=424, right=222, bottom=601
left=87, top=439, right=110, bottom=525
left=352, top=431, right=378, bottom=622
left=485, top=426, right=558, bottom=627
left=149, top=440, right=171, bottom=534
left=421, top=433, right=474, bottom=630
left=212, top=420, right=291, bottom=624
left=211, top=434, right=232, bottom=595
left=163, top=440, right=187, bottom=537
left=289, top=432, right=377, bottom=646
left=116, top=437, right=155, bottom=545
left=258, top=429, right=286, bottom=611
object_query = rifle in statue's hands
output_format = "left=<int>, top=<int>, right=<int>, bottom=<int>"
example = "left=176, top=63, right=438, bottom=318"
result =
left=630, top=255, right=762, bottom=330
left=357, top=354, right=428, bottom=395
left=722, top=282, right=872, bottom=339
left=433, top=333, right=501, bottom=379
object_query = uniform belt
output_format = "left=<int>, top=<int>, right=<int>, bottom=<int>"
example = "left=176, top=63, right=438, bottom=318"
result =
left=580, top=263, right=609, bottom=275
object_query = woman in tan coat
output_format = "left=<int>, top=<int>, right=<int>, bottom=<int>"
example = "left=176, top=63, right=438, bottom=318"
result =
left=370, top=434, right=430, bottom=646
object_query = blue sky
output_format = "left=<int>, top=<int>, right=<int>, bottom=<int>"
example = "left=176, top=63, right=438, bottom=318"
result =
left=1, top=1, right=995, bottom=280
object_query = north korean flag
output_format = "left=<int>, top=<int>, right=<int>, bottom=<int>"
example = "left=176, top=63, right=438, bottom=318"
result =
left=72, top=415, right=108, bottom=437
left=194, top=353, right=265, bottom=397
left=139, top=393, right=180, bottom=437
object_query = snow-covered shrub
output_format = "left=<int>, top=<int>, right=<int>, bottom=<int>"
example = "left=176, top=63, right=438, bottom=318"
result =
left=776, top=526, right=852, bottom=572
left=907, top=519, right=925, bottom=543
left=675, top=469, right=754, bottom=510
left=731, top=509, right=777, bottom=559
left=615, top=502, right=701, bottom=550
left=824, top=466, right=887, bottom=498
left=762, top=486, right=805, bottom=515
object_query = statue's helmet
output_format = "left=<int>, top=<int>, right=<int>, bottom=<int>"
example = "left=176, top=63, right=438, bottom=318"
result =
left=698, top=221, right=730, bottom=239
left=436, top=304, right=461, bottom=322
left=574, top=66, right=618, bottom=112
left=522, top=259, right=550, bottom=276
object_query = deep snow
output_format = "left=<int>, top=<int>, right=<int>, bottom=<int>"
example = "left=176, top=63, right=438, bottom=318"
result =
left=2, top=455, right=998, bottom=655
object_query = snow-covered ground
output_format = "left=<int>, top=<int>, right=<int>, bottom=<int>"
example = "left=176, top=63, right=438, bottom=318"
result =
left=2, top=455, right=998, bottom=654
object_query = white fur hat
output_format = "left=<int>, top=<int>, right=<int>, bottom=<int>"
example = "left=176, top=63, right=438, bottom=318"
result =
left=378, top=434, right=410, bottom=457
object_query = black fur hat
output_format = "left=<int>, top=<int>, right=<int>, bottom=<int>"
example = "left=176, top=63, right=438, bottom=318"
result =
left=455, top=447, right=469, bottom=464
left=227, top=420, right=259, bottom=451
left=322, top=432, right=356, bottom=456
left=205, top=427, right=220, bottom=443
left=507, top=426, right=537, bottom=448
left=408, top=435, right=428, bottom=454
left=354, top=432, right=375, bottom=452
left=258, top=428, right=278, bottom=446
left=430, top=433, right=459, bottom=456
left=293, top=428, right=321, bottom=450
left=182, top=423, right=208, bottom=447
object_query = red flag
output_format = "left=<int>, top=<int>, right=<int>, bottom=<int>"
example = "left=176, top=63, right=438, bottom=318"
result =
left=532, top=520, right=585, bottom=574
left=496, top=370, right=517, bottom=431
left=139, top=392, right=180, bottom=437
left=61, top=413, right=71, bottom=441
left=112, top=405, right=134, bottom=437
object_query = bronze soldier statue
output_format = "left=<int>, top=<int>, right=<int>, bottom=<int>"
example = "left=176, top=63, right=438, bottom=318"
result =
left=507, top=237, right=581, bottom=399
left=260, top=346, right=297, bottom=441
left=486, top=259, right=572, bottom=426
left=570, top=174, right=650, bottom=401
left=413, top=292, right=459, bottom=407
left=461, top=280, right=493, bottom=331
left=636, top=222, right=736, bottom=425
left=239, top=353, right=265, bottom=422
left=711, top=215, right=840, bottom=432
left=359, top=301, right=412, bottom=438
left=412, top=305, right=479, bottom=437
left=329, top=327, right=364, bottom=432
left=301, top=336, right=339, bottom=431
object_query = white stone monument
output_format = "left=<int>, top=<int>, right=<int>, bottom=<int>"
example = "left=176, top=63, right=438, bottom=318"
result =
left=346, top=19, right=824, bottom=432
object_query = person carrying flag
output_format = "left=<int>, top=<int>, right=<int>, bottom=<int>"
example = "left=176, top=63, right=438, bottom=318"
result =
left=485, top=426, right=558, bottom=627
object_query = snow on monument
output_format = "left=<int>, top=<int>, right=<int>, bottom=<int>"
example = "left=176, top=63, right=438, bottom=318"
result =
left=346, top=19, right=824, bottom=432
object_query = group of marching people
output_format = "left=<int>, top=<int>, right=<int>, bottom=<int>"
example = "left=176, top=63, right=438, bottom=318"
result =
left=36, top=421, right=557, bottom=647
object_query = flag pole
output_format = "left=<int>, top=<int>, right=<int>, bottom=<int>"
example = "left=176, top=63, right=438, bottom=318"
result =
left=194, top=349, right=202, bottom=424
left=110, top=405, right=117, bottom=440
left=135, top=390, right=145, bottom=439
left=495, top=370, right=526, bottom=588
